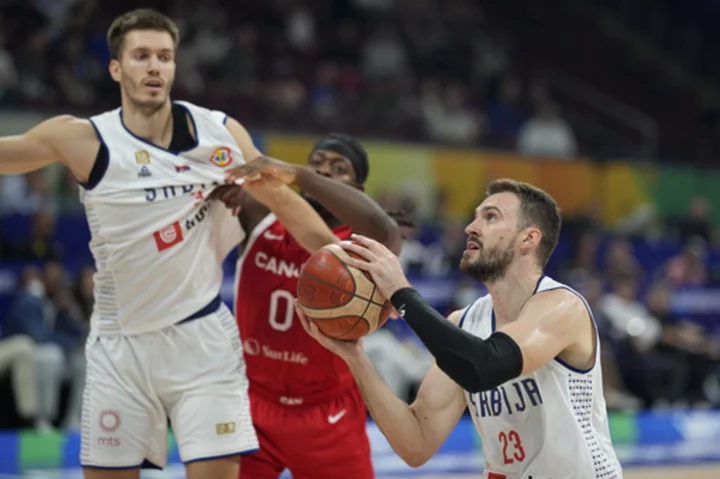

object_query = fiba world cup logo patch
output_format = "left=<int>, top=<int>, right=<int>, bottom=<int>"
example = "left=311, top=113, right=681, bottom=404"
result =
left=209, top=147, right=233, bottom=167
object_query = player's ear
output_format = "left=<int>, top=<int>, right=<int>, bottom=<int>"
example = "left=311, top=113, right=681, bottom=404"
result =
left=108, top=59, right=122, bottom=83
left=521, top=227, right=542, bottom=250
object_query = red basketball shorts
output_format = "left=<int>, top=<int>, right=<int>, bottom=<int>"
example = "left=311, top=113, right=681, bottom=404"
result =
left=240, top=386, right=373, bottom=479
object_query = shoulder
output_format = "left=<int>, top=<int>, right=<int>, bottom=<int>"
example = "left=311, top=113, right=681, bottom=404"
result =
left=523, top=288, right=590, bottom=332
left=530, top=287, right=587, bottom=312
left=31, top=115, right=95, bottom=139
left=447, top=306, right=471, bottom=326
left=221, top=116, right=262, bottom=159
left=28, top=115, right=98, bottom=165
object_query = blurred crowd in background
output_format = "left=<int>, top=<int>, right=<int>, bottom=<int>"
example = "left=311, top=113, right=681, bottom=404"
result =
left=1, top=0, right=720, bottom=433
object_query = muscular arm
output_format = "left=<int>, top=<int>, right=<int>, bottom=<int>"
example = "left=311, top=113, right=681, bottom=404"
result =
left=0, top=115, right=98, bottom=181
left=0, top=116, right=71, bottom=174
left=389, top=288, right=592, bottom=392
left=345, top=310, right=467, bottom=467
left=225, top=117, right=337, bottom=252
left=293, top=167, right=402, bottom=254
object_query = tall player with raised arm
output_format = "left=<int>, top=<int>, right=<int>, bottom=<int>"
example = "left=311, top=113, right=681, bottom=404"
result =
left=0, top=9, right=338, bottom=479
left=299, top=179, right=623, bottom=478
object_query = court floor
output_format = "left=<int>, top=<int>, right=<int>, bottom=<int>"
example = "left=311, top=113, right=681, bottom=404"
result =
left=3, top=464, right=719, bottom=478
left=375, top=470, right=719, bottom=478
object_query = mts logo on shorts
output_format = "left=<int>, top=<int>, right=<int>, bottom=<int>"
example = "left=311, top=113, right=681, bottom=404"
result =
left=97, top=409, right=121, bottom=447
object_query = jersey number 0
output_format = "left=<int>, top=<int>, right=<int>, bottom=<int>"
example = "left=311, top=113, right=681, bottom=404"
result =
left=269, top=290, right=295, bottom=332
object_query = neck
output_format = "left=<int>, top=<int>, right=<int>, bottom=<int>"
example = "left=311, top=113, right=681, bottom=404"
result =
left=486, top=262, right=543, bottom=325
left=121, top=100, right=173, bottom=146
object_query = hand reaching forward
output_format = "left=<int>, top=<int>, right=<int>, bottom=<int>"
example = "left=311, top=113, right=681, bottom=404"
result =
left=224, top=155, right=299, bottom=188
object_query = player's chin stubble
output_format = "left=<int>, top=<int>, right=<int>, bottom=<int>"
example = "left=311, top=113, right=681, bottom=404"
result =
left=460, top=244, right=516, bottom=283
left=124, top=77, right=168, bottom=113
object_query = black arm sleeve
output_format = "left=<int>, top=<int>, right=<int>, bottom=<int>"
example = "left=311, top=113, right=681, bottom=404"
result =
left=390, top=287, right=524, bottom=393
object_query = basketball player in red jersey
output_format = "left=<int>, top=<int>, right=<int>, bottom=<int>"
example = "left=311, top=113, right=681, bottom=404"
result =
left=213, top=134, right=402, bottom=479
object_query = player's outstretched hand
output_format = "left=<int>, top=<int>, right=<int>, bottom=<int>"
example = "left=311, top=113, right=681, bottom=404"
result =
left=339, top=234, right=412, bottom=301
left=295, top=300, right=365, bottom=360
left=224, top=156, right=298, bottom=188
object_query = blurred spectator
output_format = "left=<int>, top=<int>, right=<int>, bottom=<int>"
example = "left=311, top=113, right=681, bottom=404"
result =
left=218, top=26, right=258, bottom=92
left=0, top=31, right=18, bottom=104
left=286, top=3, right=315, bottom=52
left=54, top=169, right=83, bottom=215
left=603, top=238, right=642, bottom=283
left=53, top=33, right=101, bottom=107
left=364, top=324, right=434, bottom=403
left=422, top=83, right=483, bottom=144
left=663, top=237, right=709, bottom=288
left=599, top=274, right=687, bottom=408
left=0, top=171, right=54, bottom=217
left=0, top=228, right=12, bottom=260
left=647, top=281, right=719, bottom=406
left=361, top=25, right=408, bottom=79
left=354, top=0, right=395, bottom=12
left=673, top=196, right=714, bottom=245
left=1, top=264, right=86, bottom=431
left=398, top=224, right=447, bottom=276
left=6, top=211, right=63, bottom=262
left=0, top=334, right=38, bottom=428
left=486, top=75, right=525, bottom=147
left=579, top=274, right=641, bottom=411
left=517, top=99, right=577, bottom=158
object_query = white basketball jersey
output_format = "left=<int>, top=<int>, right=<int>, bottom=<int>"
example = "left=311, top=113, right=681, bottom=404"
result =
left=80, top=101, right=245, bottom=335
left=460, top=276, right=622, bottom=478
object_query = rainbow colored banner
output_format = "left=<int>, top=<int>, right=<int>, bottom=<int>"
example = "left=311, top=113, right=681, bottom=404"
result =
left=260, top=134, right=720, bottom=226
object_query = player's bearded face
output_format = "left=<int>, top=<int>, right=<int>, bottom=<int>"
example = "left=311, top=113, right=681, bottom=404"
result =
left=460, top=233, right=518, bottom=283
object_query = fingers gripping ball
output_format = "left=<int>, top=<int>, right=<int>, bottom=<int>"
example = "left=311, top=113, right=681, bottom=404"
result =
left=297, top=243, right=393, bottom=340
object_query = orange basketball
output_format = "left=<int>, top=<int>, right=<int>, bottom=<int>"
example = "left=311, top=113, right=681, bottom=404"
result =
left=297, top=243, right=393, bottom=341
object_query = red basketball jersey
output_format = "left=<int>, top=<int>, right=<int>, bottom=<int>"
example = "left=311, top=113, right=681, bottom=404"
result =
left=234, top=213, right=356, bottom=403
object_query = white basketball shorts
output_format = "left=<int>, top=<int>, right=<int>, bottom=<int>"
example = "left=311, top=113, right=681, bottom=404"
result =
left=80, top=302, right=258, bottom=469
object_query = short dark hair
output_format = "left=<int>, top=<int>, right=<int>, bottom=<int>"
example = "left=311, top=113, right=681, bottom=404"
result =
left=107, top=9, right=179, bottom=60
left=486, top=178, right=561, bottom=267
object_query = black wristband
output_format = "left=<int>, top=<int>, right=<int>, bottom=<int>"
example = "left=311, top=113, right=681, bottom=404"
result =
left=390, top=287, right=419, bottom=317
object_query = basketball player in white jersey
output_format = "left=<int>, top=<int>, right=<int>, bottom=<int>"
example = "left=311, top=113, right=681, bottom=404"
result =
left=297, top=179, right=623, bottom=478
left=0, top=8, right=339, bottom=479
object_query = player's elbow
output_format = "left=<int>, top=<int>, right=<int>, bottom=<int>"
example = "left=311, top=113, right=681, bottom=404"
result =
left=370, top=214, right=402, bottom=256
left=395, top=447, right=432, bottom=468
left=385, top=225, right=403, bottom=256
left=404, top=453, right=432, bottom=468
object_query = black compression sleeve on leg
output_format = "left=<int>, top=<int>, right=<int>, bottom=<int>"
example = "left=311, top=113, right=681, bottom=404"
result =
left=390, top=287, right=524, bottom=392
